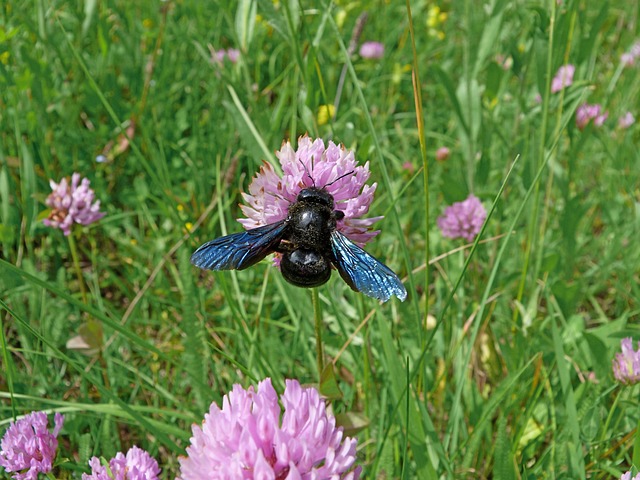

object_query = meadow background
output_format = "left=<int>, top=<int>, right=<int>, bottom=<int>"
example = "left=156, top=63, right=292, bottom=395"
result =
left=1, top=0, right=639, bottom=478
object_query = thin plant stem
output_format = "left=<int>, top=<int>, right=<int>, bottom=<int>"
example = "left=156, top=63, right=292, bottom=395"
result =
left=67, top=230, right=87, bottom=304
left=333, top=13, right=367, bottom=120
left=512, top=0, right=557, bottom=326
left=406, top=0, right=428, bottom=341
left=69, top=231, right=111, bottom=392
left=600, top=387, right=623, bottom=444
left=312, top=288, right=324, bottom=380
left=633, top=399, right=640, bottom=468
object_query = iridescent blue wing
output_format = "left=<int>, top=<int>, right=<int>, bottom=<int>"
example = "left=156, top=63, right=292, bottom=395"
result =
left=330, top=231, right=407, bottom=302
left=191, top=221, right=287, bottom=271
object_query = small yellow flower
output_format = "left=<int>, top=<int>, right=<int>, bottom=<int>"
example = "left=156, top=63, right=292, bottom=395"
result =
left=185, top=222, right=193, bottom=232
left=317, top=104, right=335, bottom=126
left=130, top=238, right=138, bottom=245
left=392, top=63, right=412, bottom=84
left=255, top=14, right=273, bottom=35
left=143, top=18, right=153, bottom=29
left=177, top=204, right=184, bottom=212
left=427, top=5, right=448, bottom=39
left=335, top=9, right=347, bottom=29
left=427, top=5, right=447, bottom=28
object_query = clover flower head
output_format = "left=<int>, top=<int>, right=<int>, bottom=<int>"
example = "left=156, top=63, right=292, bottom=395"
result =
left=551, top=64, right=575, bottom=93
left=576, top=103, right=608, bottom=130
left=620, top=471, right=640, bottom=480
left=178, top=378, right=361, bottom=480
left=621, top=40, right=640, bottom=67
left=212, top=49, right=226, bottom=63
left=238, top=135, right=382, bottom=248
left=437, top=194, right=487, bottom=242
left=593, top=111, right=609, bottom=127
left=612, top=338, right=640, bottom=385
left=621, top=52, right=635, bottom=67
left=211, top=48, right=240, bottom=65
left=359, top=41, right=384, bottom=59
left=43, top=173, right=105, bottom=236
left=435, top=146, right=450, bottom=162
left=82, top=446, right=160, bottom=480
left=226, top=49, right=240, bottom=64
left=494, top=54, right=513, bottom=70
left=618, top=111, right=635, bottom=129
left=0, top=411, right=64, bottom=480
left=401, top=161, right=415, bottom=173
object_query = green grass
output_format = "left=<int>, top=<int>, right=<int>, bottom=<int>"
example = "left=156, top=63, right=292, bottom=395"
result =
left=1, top=0, right=639, bottom=478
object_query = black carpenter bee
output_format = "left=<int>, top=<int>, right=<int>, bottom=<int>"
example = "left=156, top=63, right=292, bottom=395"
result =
left=190, top=185, right=407, bottom=302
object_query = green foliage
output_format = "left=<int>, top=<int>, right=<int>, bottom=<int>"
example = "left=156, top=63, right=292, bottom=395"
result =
left=1, top=0, right=639, bottom=478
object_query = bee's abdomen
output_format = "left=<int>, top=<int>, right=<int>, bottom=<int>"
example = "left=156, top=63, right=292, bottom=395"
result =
left=280, top=249, right=331, bottom=287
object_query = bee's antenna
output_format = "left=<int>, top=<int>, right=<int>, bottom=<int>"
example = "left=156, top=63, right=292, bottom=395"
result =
left=325, top=170, right=355, bottom=188
left=298, top=158, right=316, bottom=188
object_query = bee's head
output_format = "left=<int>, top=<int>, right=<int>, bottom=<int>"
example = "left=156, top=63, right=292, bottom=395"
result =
left=297, top=187, right=335, bottom=208
left=295, top=158, right=353, bottom=210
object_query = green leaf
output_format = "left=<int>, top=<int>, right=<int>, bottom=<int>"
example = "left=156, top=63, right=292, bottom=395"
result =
left=77, top=433, right=93, bottom=465
left=433, top=66, right=469, bottom=135
left=334, top=411, right=369, bottom=436
left=82, top=0, right=98, bottom=36
left=456, top=78, right=482, bottom=147
left=235, top=0, right=257, bottom=51
left=377, top=315, right=437, bottom=478
left=493, top=415, right=516, bottom=480
left=319, top=363, right=342, bottom=401
left=66, top=319, right=104, bottom=356
left=0, top=223, right=15, bottom=243
left=179, top=247, right=210, bottom=413
left=473, top=8, right=505, bottom=77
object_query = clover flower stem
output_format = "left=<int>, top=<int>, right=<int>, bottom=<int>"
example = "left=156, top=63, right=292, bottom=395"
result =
left=98, top=350, right=112, bottom=393
left=599, top=387, right=621, bottom=448
left=312, top=287, right=324, bottom=379
left=513, top=1, right=557, bottom=327
left=634, top=417, right=640, bottom=468
left=67, top=230, right=88, bottom=304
